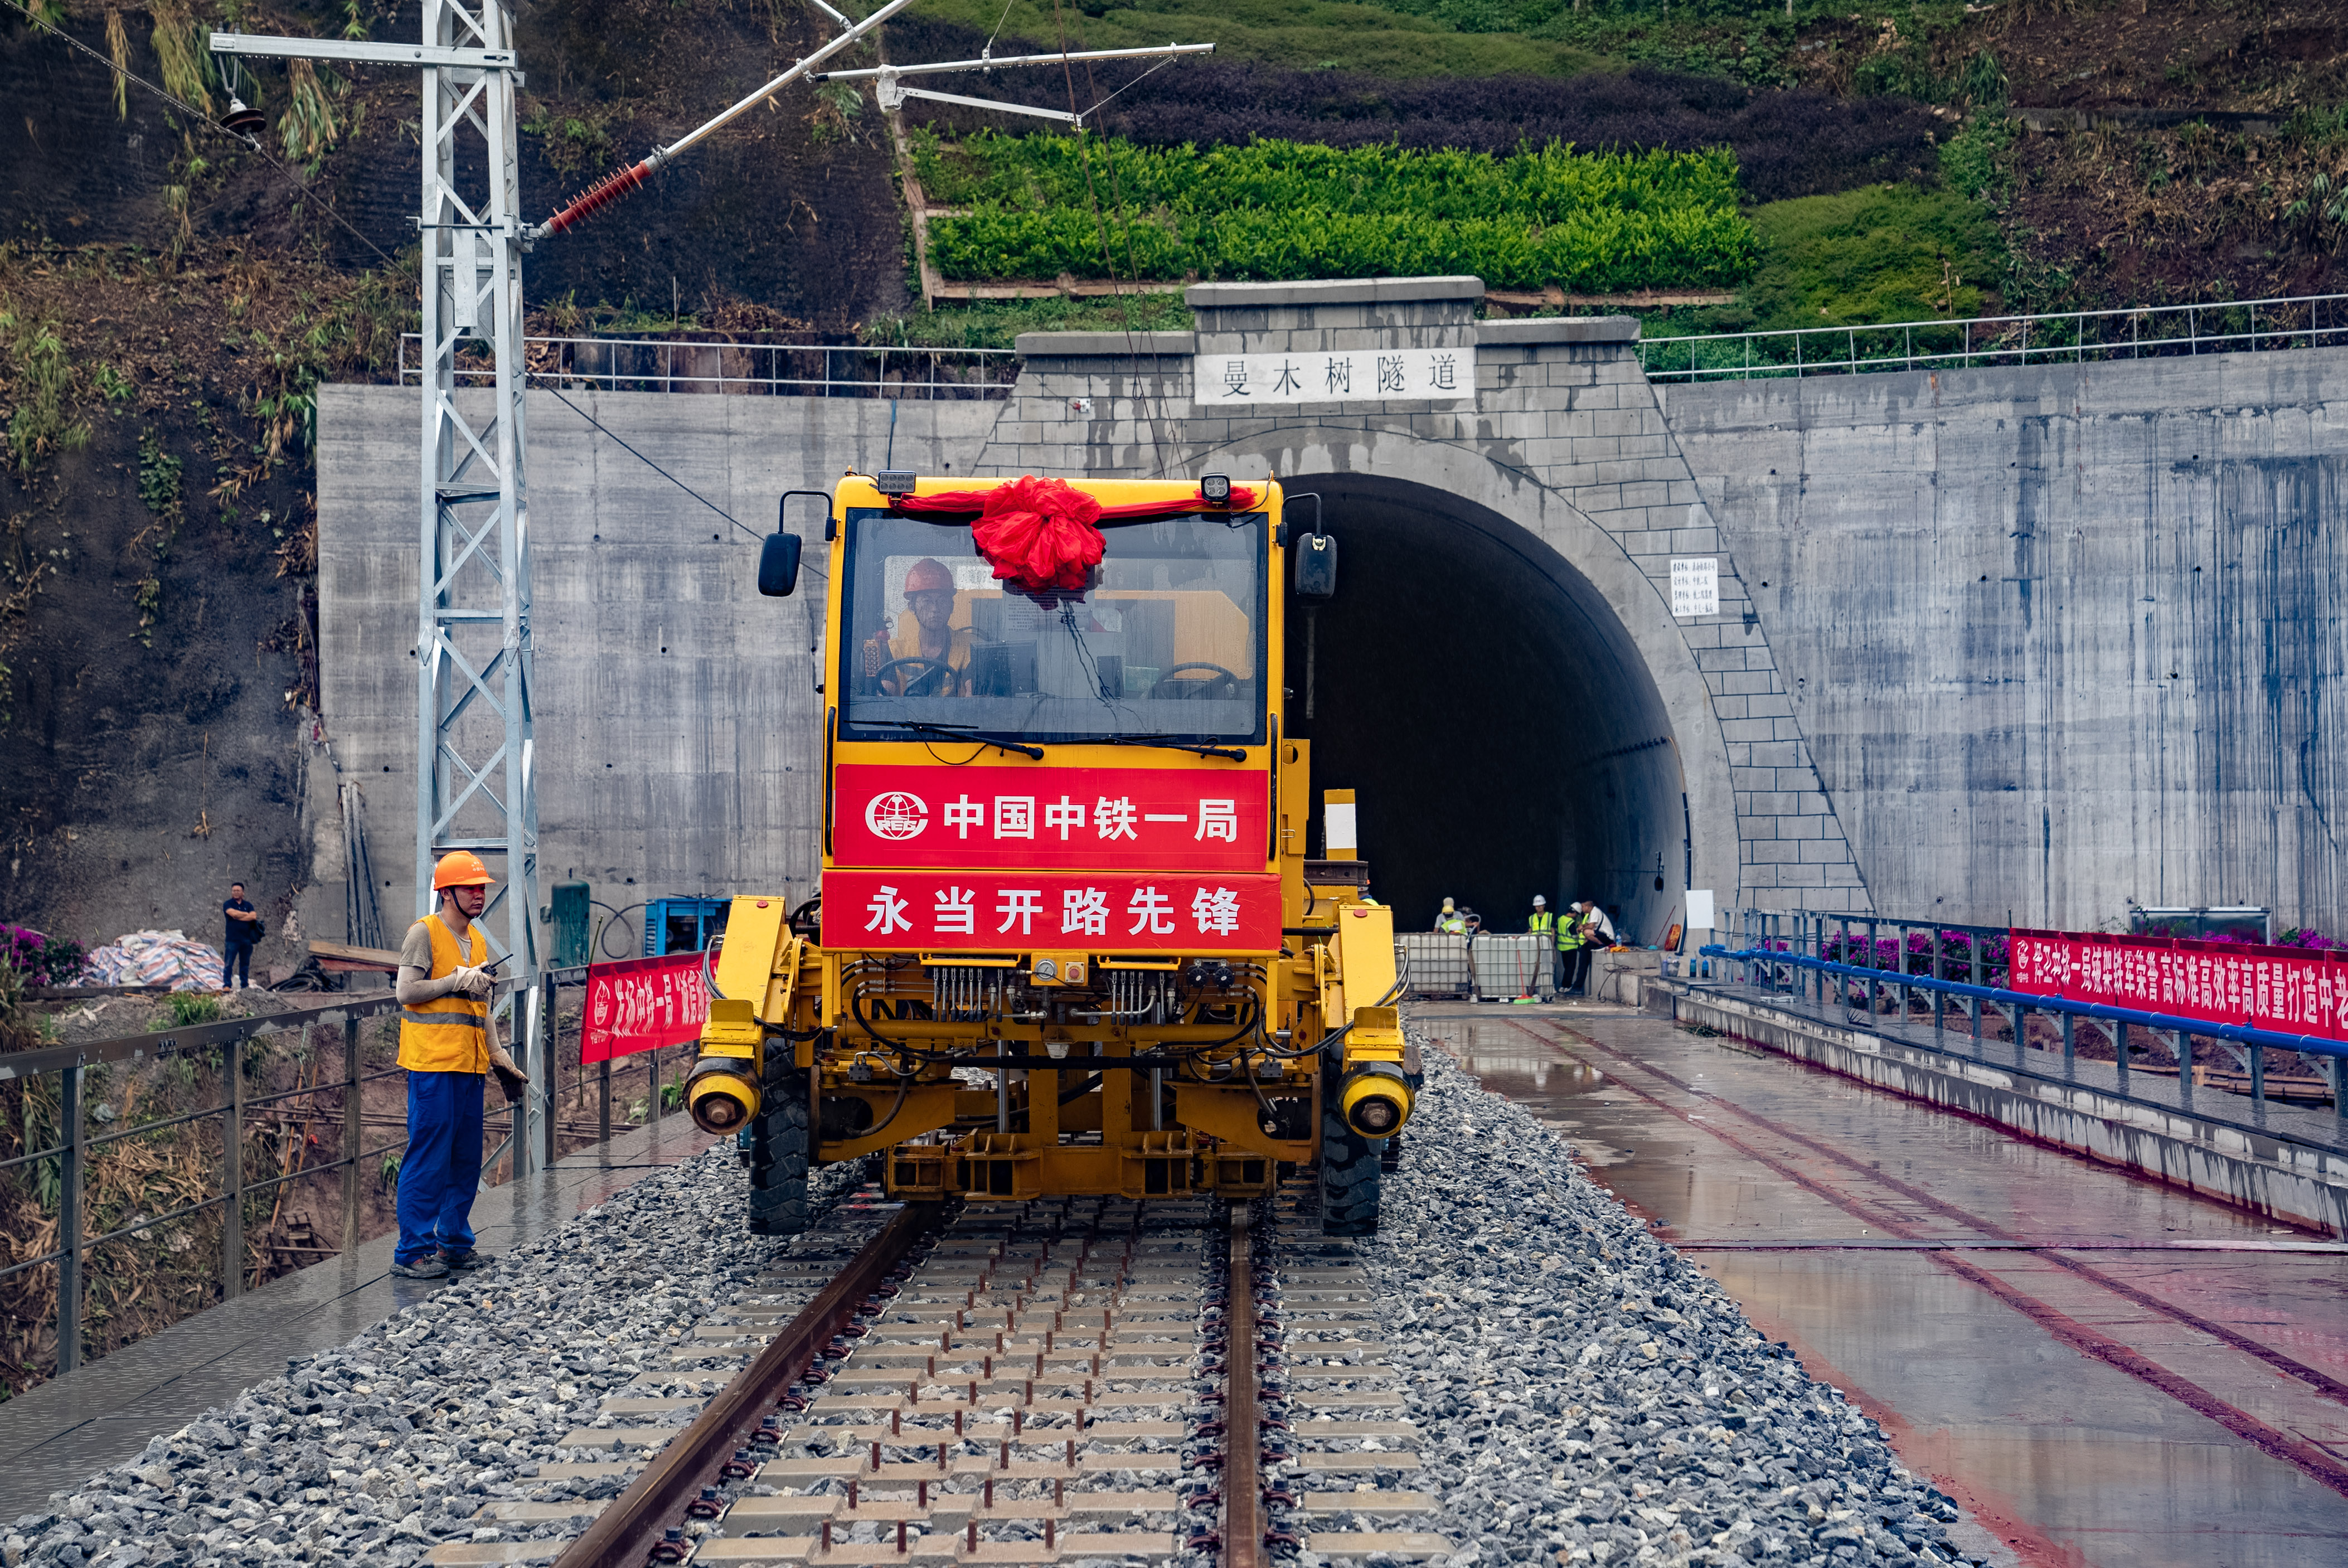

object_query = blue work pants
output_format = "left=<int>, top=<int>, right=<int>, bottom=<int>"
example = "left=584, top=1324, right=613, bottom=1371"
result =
left=222, top=941, right=254, bottom=988
left=396, top=1070, right=484, bottom=1264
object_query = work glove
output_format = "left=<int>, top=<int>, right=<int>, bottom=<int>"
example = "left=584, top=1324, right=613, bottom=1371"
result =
left=487, top=1040, right=529, bottom=1105
left=447, top=965, right=493, bottom=998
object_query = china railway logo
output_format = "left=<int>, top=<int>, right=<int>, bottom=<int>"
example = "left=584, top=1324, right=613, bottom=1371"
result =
left=864, top=790, right=930, bottom=841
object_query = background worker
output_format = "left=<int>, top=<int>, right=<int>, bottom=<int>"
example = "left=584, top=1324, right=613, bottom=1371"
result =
left=1529, top=896, right=1562, bottom=994
left=1555, top=898, right=1589, bottom=996
left=220, top=881, right=260, bottom=989
left=391, top=851, right=499, bottom=1281
left=1575, top=899, right=1619, bottom=948
left=1434, top=897, right=1466, bottom=934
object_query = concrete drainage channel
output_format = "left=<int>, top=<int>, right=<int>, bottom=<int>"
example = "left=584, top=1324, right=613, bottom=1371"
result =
left=503, top=1190, right=1450, bottom=1566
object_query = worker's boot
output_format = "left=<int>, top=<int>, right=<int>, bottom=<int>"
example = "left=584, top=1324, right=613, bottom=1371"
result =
left=390, top=1255, right=449, bottom=1280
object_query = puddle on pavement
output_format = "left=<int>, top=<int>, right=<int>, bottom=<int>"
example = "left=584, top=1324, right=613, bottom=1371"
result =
left=1417, top=1005, right=2348, bottom=1568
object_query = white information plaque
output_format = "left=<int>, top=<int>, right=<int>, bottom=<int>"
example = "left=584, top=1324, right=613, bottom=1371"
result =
left=1670, top=557, right=1720, bottom=618
left=1195, top=346, right=1476, bottom=406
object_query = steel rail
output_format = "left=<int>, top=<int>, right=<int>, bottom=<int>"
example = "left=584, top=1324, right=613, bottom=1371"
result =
left=549, top=1201, right=942, bottom=1568
left=1224, top=1209, right=1264, bottom=1568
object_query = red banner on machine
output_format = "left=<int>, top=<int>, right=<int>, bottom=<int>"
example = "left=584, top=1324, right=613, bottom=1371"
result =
left=822, top=869, right=1282, bottom=954
left=581, top=952, right=711, bottom=1064
left=832, top=764, right=1268, bottom=873
left=2007, top=929, right=2348, bottom=1040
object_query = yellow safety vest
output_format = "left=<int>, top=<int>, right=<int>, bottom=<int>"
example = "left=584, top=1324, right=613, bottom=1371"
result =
left=1556, top=914, right=1586, bottom=952
left=397, top=915, right=490, bottom=1074
left=1530, top=911, right=1556, bottom=941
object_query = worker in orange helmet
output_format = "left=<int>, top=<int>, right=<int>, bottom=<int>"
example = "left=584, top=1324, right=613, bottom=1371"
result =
left=862, top=556, right=972, bottom=696
left=390, top=850, right=500, bottom=1280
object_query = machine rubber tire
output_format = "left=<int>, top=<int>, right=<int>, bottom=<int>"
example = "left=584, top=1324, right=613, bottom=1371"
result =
left=1379, top=1132, right=1404, bottom=1174
left=1319, top=1097, right=1382, bottom=1236
left=748, top=1064, right=811, bottom=1236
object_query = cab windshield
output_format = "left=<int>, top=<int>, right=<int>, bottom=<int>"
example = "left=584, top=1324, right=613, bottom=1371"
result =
left=838, top=507, right=1265, bottom=744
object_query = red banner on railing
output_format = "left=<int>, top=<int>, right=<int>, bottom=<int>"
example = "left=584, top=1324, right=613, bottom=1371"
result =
left=2007, top=928, right=2348, bottom=1040
left=582, top=952, right=711, bottom=1064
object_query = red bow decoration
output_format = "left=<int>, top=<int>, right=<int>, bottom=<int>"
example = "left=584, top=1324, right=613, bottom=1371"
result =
left=891, top=478, right=1261, bottom=595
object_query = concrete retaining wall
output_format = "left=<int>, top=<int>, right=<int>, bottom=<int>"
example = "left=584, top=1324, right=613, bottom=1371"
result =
left=1649, top=976, right=2348, bottom=1237
left=1666, top=350, right=2348, bottom=931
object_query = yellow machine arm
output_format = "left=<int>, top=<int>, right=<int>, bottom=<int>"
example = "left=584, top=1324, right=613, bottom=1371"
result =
left=1320, top=901, right=1413, bottom=1139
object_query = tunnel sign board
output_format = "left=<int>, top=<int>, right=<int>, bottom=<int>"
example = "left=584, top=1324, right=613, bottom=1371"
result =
left=1670, top=558, right=1719, bottom=617
left=1199, top=346, right=1476, bottom=406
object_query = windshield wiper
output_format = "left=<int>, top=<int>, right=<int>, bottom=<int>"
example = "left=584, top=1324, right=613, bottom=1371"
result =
left=1097, top=734, right=1248, bottom=762
left=880, top=721, right=1045, bottom=760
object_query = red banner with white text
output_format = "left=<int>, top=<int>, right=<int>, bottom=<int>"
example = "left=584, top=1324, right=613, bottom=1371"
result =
left=832, top=764, right=1268, bottom=873
left=2006, top=929, right=2348, bottom=1041
left=823, top=869, right=1282, bottom=954
left=582, top=952, right=711, bottom=1064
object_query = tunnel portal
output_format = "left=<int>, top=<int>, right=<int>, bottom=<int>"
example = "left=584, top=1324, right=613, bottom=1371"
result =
left=1283, top=474, right=1687, bottom=947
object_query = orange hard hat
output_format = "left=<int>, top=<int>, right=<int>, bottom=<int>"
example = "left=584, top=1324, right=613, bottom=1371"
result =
left=904, top=558, right=954, bottom=595
left=433, top=850, right=493, bottom=890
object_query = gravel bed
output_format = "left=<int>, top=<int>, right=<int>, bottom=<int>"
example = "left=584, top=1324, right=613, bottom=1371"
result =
left=6, top=1149, right=867, bottom=1568
left=1341, top=1037, right=1993, bottom=1568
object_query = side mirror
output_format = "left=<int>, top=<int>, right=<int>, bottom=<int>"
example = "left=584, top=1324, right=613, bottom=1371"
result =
left=758, top=533, right=802, bottom=598
left=1294, top=531, right=1336, bottom=603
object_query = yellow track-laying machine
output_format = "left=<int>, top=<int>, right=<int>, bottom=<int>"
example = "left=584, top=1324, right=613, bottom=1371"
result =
left=679, top=472, right=1414, bottom=1235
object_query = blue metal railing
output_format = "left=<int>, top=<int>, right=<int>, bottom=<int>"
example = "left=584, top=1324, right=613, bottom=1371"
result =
left=1699, top=941, right=2347, bottom=1128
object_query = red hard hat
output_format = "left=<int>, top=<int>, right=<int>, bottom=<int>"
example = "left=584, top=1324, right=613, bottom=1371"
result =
left=904, top=558, right=954, bottom=594
left=433, top=850, right=493, bottom=890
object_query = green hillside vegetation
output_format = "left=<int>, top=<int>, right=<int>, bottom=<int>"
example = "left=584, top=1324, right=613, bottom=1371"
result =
left=917, top=134, right=1757, bottom=292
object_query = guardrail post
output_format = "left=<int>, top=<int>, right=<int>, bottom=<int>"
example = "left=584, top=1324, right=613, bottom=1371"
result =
left=2174, top=1030, right=2193, bottom=1100
left=2249, top=1040, right=2265, bottom=1108
left=1932, top=930, right=1945, bottom=1037
left=541, top=973, right=560, bottom=1168
left=2060, top=1009, right=2075, bottom=1068
left=2114, top=1021, right=2130, bottom=1091
left=599, top=1049, right=612, bottom=1144
left=649, top=1044, right=663, bottom=1123
left=57, top=1061, right=82, bottom=1375
left=222, top=1037, right=245, bottom=1300
left=1969, top=935, right=1983, bottom=1048
left=342, top=1016, right=361, bottom=1256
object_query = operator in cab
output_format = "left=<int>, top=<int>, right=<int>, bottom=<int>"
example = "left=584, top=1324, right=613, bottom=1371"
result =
left=862, top=557, right=973, bottom=696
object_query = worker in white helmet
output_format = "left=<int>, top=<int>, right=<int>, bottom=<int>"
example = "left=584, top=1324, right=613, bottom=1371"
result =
left=1433, top=897, right=1466, bottom=935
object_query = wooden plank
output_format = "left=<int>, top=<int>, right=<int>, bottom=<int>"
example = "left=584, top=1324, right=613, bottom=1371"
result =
left=309, top=938, right=401, bottom=971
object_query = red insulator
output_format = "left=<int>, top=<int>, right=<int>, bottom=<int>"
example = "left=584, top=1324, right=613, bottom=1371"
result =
left=541, top=161, right=653, bottom=237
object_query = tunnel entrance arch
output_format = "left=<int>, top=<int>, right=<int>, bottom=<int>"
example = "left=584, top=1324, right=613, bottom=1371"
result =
left=1272, top=470, right=1696, bottom=944
left=991, top=277, right=1871, bottom=924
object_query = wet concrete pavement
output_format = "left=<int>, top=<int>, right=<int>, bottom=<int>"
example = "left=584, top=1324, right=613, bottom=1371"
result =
left=1416, top=1001, right=2348, bottom=1568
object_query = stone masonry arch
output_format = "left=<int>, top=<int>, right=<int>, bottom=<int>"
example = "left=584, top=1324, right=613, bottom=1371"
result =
left=977, top=276, right=1871, bottom=924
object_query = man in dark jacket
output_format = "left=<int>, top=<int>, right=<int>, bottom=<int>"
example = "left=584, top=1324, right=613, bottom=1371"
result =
left=221, top=882, right=260, bottom=989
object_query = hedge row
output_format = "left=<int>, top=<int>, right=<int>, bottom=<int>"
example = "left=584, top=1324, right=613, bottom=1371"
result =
left=878, top=20, right=1939, bottom=204
left=917, top=134, right=1743, bottom=224
left=928, top=199, right=1757, bottom=293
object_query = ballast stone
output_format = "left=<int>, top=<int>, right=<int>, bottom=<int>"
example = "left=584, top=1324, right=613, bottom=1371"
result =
left=11, top=1153, right=869, bottom=1568
left=1343, top=1035, right=1989, bottom=1567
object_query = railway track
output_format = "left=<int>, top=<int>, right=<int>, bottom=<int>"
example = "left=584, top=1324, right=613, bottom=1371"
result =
left=460, top=1183, right=1451, bottom=1568
left=1493, top=1014, right=2348, bottom=1500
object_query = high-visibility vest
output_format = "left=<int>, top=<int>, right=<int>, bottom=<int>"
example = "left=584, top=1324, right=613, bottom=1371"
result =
left=1530, top=910, right=1556, bottom=944
left=1437, top=914, right=1465, bottom=934
left=1555, top=912, right=1587, bottom=951
left=397, top=915, right=490, bottom=1074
